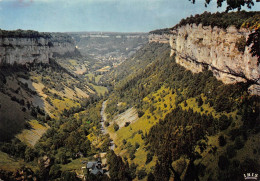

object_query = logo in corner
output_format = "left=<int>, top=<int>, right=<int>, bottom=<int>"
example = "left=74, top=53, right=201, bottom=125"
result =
left=244, top=173, right=258, bottom=180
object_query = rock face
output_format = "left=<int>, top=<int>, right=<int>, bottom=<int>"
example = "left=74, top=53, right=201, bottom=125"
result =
left=0, top=36, right=75, bottom=65
left=149, top=33, right=171, bottom=43
left=167, top=24, right=259, bottom=95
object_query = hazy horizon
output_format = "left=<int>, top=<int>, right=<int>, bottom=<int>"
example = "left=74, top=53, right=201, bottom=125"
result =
left=0, top=0, right=259, bottom=33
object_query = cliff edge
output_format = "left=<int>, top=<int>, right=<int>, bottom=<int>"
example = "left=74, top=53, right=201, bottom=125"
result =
left=170, top=24, right=259, bottom=95
left=0, top=30, right=76, bottom=65
left=149, top=23, right=259, bottom=95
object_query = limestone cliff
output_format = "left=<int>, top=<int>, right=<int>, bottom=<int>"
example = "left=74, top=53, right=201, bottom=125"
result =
left=149, top=33, right=171, bottom=44
left=0, top=33, right=76, bottom=65
left=167, top=24, right=259, bottom=95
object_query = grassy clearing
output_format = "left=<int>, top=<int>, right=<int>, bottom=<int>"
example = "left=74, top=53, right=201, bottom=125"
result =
left=52, top=98, right=80, bottom=113
left=113, top=107, right=138, bottom=128
left=32, top=82, right=47, bottom=99
left=87, top=133, right=98, bottom=143
left=74, top=65, right=87, bottom=75
left=95, top=75, right=103, bottom=83
left=16, top=120, right=49, bottom=147
left=68, top=59, right=78, bottom=66
left=60, top=158, right=87, bottom=172
left=85, top=74, right=103, bottom=83
left=63, top=87, right=78, bottom=99
left=85, top=73, right=95, bottom=80
left=75, top=87, right=89, bottom=98
left=97, top=66, right=111, bottom=72
left=89, top=83, right=108, bottom=96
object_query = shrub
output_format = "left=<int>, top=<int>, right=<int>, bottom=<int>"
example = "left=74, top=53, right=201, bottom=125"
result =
left=145, top=153, right=153, bottom=164
left=20, top=99, right=25, bottom=106
left=235, top=36, right=246, bottom=53
left=149, top=105, right=156, bottom=113
left=135, top=142, right=140, bottom=149
left=141, top=134, right=145, bottom=140
left=209, top=100, right=213, bottom=107
left=24, top=122, right=32, bottom=129
left=138, top=130, right=143, bottom=134
left=31, top=108, right=37, bottom=118
left=197, top=96, right=203, bottom=107
left=129, top=151, right=135, bottom=160
left=138, top=110, right=144, bottom=118
left=218, top=135, right=227, bottom=147
left=45, top=97, right=53, bottom=106
left=184, top=100, right=187, bottom=107
left=11, top=96, right=18, bottom=102
left=125, top=122, right=130, bottom=127
left=122, top=139, right=127, bottom=145
left=113, top=123, right=119, bottom=131
left=175, top=96, right=184, bottom=106
left=104, top=121, right=110, bottom=127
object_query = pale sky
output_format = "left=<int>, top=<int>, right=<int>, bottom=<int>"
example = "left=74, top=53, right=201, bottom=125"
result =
left=0, top=0, right=259, bottom=32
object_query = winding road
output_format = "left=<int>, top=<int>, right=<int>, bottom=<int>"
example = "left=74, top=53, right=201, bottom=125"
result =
left=100, top=100, right=115, bottom=150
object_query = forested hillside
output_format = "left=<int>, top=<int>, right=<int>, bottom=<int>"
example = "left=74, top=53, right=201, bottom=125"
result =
left=0, top=30, right=148, bottom=180
left=102, top=41, right=259, bottom=180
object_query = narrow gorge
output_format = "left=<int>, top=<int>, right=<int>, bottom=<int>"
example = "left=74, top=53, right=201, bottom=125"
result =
left=0, top=10, right=259, bottom=181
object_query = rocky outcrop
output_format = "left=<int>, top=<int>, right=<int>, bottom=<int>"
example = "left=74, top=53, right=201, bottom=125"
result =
left=149, top=33, right=171, bottom=43
left=168, top=24, right=260, bottom=95
left=0, top=35, right=76, bottom=65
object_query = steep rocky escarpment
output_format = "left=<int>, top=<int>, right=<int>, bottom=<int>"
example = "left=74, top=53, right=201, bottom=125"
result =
left=149, top=33, right=171, bottom=43
left=0, top=30, right=76, bottom=65
left=169, top=24, right=259, bottom=95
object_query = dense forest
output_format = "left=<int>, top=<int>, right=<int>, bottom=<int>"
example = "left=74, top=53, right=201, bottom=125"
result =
left=0, top=29, right=51, bottom=38
left=0, top=29, right=74, bottom=44
left=150, top=11, right=259, bottom=35
left=102, top=40, right=259, bottom=180
left=174, top=11, right=259, bottom=29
